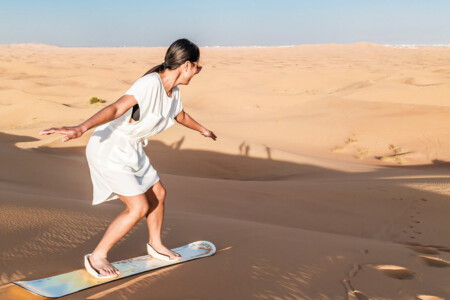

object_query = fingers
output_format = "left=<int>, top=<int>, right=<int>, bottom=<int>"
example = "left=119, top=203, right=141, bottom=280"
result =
left=61, top=133, right=81, bottom=142
left=39, top=130, right=71, bottom=142
left=209, top=131, right=217, bottom=140
left=202, top=130, right=217, bottom=141
left=39, top=128, right=57, bottom=135
left=39, top=127, right=70, bottom=135
left=39, top=126, right=82, bottom=142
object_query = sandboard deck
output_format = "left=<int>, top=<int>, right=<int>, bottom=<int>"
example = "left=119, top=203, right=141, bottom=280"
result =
left=13, top=240, right=216, bottom=298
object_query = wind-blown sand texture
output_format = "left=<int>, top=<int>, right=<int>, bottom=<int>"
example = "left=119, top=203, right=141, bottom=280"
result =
left=1, top=43, right=450, bottom=299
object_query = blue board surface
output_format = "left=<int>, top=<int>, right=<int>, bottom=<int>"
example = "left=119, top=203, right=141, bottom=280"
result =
left=14, top=240, right=216, bottom=298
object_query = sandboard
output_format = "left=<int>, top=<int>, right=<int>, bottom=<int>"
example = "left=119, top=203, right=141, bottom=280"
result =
left=13, top=240, right=216, bottom=298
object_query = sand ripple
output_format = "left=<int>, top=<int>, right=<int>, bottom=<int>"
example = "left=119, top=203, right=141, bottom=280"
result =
left=0, top=205, right=110, bottom=264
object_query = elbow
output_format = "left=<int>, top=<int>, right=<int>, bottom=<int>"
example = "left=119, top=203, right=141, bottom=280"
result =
left=175, top=111, right=186, bottom=124
left=111, top=104, right=122, bottom=120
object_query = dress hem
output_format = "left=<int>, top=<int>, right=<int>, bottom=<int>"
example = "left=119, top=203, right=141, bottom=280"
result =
left=91, top=176, right=161, bottom=205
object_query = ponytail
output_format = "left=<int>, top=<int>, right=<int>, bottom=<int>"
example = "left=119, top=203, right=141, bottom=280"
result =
left=142, top=62, right=169, bottom=77
left=141, top=38, right=200, bottom=78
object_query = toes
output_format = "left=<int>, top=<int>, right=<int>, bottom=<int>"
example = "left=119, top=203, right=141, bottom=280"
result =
left=89, top=257, right=119, bottom=277
left=110, top=266, right=118, bottom=275
left=106, top=265, right=119, bottom=276
left=106, top=266, right=116, bottom=276
left=99, top=268, right=109, bottom=276
left=100, top=266, right=113, bottom=277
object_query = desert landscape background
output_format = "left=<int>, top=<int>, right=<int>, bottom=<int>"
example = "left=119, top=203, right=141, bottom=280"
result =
left=0, top=43, right=450, bottom=299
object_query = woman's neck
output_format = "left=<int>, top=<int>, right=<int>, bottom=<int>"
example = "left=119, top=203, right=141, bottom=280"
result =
left=158, top=70, right=179, bottom=97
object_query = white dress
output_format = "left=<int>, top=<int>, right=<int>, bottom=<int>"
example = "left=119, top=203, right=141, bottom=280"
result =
left=85, top=72, right=183, bottom=205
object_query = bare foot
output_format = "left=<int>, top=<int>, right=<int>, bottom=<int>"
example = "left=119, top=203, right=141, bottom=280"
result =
left=89, top=254, right=120, bottom=277
left=148, top=242, right=181, bottom=260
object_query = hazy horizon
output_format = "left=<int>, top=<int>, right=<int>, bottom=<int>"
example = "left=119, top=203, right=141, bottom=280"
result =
left=4, top=42, right=450, bottom=49
left=1, top=0, right=449, bottom=47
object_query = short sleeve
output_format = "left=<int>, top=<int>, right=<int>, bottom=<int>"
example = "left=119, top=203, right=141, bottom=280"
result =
left=123, top=76, right=153, bottom=109
left=171, top=87, right=183, bottom=119
left=174, top=97, right=183, bottom=119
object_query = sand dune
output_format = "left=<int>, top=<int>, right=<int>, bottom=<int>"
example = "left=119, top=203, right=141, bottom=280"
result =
left=1, top=43, right=450, bottom=299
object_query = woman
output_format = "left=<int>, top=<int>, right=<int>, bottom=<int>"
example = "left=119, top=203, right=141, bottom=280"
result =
left=39, top=38, right=217, bottom=278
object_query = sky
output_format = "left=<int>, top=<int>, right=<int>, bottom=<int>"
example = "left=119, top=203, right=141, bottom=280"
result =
left=0, top=0, right=449, bottom=47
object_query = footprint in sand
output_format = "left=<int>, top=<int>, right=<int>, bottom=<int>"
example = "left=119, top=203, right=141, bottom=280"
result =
left=407, top=197, right=429, bottom=239
left=345, top=264, right=416, bottom=299
left=400, top=197, right=425, bottom=240
left=409, top=246, right=439, bottom=255
left=395, top=200, right=416, bottom=241
left=437, top=247, right=450, bottom=253
left=370, top=265, right=415, bottom=280
left=342, top=279, right=369, bottom=300
left=418, top=255, right=450, bottom=268
left=416, top=294, right=445, bottom=300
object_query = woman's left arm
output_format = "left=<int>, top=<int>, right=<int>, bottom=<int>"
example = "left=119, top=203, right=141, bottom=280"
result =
left=175, top=110, right=217, bottom=140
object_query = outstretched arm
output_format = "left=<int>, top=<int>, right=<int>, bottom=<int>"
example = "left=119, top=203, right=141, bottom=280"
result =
left=39, top=94, right=138, bottom=142
left=175, top=110, right=217, bottom=141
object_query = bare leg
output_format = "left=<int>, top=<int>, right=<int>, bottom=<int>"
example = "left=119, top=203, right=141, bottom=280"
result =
left=89, top=193, right=150, bottom=277
left=145, top=180, right=180, bottom=259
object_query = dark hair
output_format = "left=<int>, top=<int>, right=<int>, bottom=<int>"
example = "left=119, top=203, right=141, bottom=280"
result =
left=142, top=38, right=200, bottom=77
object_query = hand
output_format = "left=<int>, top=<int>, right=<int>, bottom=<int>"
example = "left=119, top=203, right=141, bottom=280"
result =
left=39, top=125, right=85, bottom=142
left=200, top=128, right=217, bottom=141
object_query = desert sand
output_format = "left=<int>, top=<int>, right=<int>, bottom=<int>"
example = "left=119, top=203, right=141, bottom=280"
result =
left=0, top=42, right=450, bottom=299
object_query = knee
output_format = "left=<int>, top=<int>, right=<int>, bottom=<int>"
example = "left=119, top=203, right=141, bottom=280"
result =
left=148, top=187, right=166, bottom=203
left=128, top=202, right=150, bottom=220
left=145, top=183, right=167, bottom=206
left=155, top=188, right=166, bottom=203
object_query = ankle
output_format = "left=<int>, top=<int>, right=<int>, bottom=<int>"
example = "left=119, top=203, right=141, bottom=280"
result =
left=149, top=239, right=162, bottom=247
left=91, top=250, right=108, bottom=260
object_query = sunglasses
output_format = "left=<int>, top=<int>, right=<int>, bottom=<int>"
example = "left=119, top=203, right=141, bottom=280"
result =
left=189, top=61, right=202, bottom=73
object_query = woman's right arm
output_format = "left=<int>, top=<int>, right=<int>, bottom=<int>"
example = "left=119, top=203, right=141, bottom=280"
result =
left=39, top=95, right=138, bottom=142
